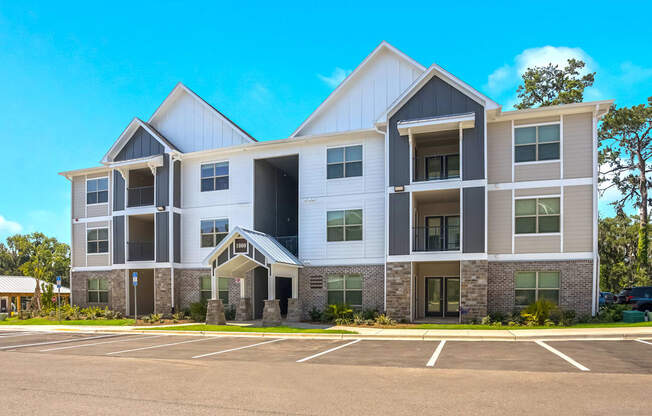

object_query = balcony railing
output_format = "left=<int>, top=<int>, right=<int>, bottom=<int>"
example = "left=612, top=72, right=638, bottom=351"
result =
left=127, top=241, right=155, bottom=261
left=275, top=235, right=298, bottom=257
left=413, top=226, right=460, bottom=252
left=127, top=186, right=154, bottom=207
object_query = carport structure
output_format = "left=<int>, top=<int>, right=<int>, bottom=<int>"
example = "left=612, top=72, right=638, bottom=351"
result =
left=203, top=227, right=302, bottom=322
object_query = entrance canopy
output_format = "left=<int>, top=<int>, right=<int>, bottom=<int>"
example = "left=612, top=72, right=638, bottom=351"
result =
left=203, top=227, right=302, bottom=279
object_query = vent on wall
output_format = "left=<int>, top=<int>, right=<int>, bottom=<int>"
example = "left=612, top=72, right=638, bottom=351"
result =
left=309, top=275, right=323, bottom=289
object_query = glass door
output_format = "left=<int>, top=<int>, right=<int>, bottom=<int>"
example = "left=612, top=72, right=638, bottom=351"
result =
left=425, top=277, right=443, bottom=316
left=425, top=156, right=442, bottom=180
left=445, top=278, right=460, bottom=317
left=425, top=216, right=443, bottom=251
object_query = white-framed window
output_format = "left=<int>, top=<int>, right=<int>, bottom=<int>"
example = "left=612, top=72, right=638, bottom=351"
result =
left=327, top=209, right=362, bottom=242
left=327, top=274, right=362, bottom=308
left=327, top=145, right=362, bottom=179
left=87, top=228, right=109, bottom=254
left=201, top=161, right=229, bottom=192
left=86, top=177, right=109, bottom=205
left=88, top=278, right=109, bottom=303
left=515, top=197, right=560, bottom=234
left=200, top=219, right=229, bottom=248
left=200, top=276, right=229, bottom=304
left=515, top=271, right=560, bottom=306
left=514, top=124, right=560, bottom=163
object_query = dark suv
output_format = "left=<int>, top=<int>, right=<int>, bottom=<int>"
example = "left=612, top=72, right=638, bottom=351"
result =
left=628, top=287, right=652, bottom=312
left=616, top=288, right=633, bottom=304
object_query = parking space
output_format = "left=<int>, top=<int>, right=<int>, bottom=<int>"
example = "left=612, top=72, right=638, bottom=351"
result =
left=1, top=329, right=651, bottom=375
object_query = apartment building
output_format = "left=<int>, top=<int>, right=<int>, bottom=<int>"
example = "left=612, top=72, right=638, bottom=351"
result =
left=60, top=42, right=612, bottom=322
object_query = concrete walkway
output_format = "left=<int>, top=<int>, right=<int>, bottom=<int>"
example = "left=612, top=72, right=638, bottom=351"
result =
left=3, top=323, right=652, bottom=341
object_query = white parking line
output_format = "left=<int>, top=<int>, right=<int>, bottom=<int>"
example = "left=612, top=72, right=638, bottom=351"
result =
left=40, top=335, right=165, bottom=352
left=0, top=332, right=36, bottom=338
left=535, top=340, right=590, bottom=371
left=0, top=334, right=116, bottom=350
left=635, top=339, right=652, bottom=346
left=426, top=340, right=446, bottom=367
left=296, top=339, right=361, bottom=363
left=106, top=336, right=214, bottom=355
left=193, top=338, right=286, bottom=359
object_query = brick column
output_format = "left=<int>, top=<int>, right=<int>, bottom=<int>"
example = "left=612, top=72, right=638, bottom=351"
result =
left=154, top=268, right=172, bottom=316
left=460, top=260, right=488, bottom=323
left=385, top=262, right=411, bottom=322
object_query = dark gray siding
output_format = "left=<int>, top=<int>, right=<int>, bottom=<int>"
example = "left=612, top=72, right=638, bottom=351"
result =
left=253, top=266, right=268, bottom=319
left=113, top=216, right=125, bottom=264
left=115, top=127, right=164, bottom=161
left=173, top=213, right=181, bottom=263
left=155, top=154, right=170, bottom=207
left=389, top=75, right=485, bottom=185
left=155, top=211, right=169, bottom=262
left=389, top=192, right=410, bottom=255
left=173, top=160, right=181, bottom=208
left=462, top=186, right=485, bottom=253
left=113, top=170, right=125, bottom=211
left=253, top=157, right=298, bottom=238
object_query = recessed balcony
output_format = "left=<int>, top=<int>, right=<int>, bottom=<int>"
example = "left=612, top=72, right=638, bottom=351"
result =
left=412, top=189, right=460, bottom=253
left=127, top=168, right=154, bottom=208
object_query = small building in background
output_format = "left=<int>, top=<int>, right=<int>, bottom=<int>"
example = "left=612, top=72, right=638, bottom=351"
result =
left=0, top=276, right=71, bottom=314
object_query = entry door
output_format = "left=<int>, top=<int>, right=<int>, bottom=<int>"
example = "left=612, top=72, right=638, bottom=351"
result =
left=0, top=299, right=6, bottom=313
left=275, top=277, right=292, bottom=316
left=425, top=216, right=443, bottom=251
left=425, top=277, right=460, bottom=317
left=445, top=278, right=460, bottom=317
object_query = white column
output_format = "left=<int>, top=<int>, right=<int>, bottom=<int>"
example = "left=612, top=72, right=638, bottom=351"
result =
left=267, top=268, right=275, bottom=300
left=292, top=276, right=298, bottom=299
left=211, top=266, right=217, bottom=300
left=240, top=277, right=247, bottom=298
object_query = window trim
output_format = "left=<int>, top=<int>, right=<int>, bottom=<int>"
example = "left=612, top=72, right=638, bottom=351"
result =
left=513, top=122, right=561, bottom=165
left=200, top=276, right=229, bottom=304
left=514, top=271, right=560, bottom=307
left=87, top=278, right=109, bottom=304
left=85, top=176, right=109, bottom=206
left=200, top=160, right=230, bottom=192
left=200, top=217, right=229, bottom=249
left=326, top=208, right=363, bottom=243
left=86, top=226, right=110, bottom=255
left=326, top=144, right=363, bottom=180
left=514, top=195, right=561, bottom=236
left=326, top=273, right=363, bottom=308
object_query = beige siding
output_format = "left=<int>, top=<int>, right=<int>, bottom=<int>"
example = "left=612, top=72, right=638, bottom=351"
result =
left=563, top=113, right=593, bottom=179
left=514, top=187, right=560, bottom=197
left=87, top=204, right=109, bottom=217
left=564, top=185, right=593, bottom=252
left=87, top=221, right=109, bottom=228
left=72, top=176, right=85, bottom=219
left=487, top=190, right=511, bottom=254
left=487, top=121, right=511, bottom=184
left=72, top=223, right=86, bottom=267
left=514, top=115, right=560, bottom=126
left=87, top=254, right=110, bottom=267
left=515, top=235, right=560, bottom=253
left=515, top=162, right=560, bottom=181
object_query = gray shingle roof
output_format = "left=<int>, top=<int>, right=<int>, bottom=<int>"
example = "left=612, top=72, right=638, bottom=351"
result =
left=0, top=276, right=70, bottom=294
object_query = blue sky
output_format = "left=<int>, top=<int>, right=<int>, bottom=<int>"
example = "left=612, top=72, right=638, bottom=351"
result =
left=1, top=1, right=651, bottom=244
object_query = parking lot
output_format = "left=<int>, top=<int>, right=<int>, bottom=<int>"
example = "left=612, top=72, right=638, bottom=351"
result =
left=2, top=329, right=651, bottom=374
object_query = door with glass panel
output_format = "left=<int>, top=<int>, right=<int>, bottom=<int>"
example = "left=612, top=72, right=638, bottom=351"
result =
left=425, top=277, right=460, bottom=317
left=425, top=216, right=443, bottom=251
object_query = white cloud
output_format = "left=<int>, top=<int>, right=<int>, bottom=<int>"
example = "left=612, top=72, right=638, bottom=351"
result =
left=0, top=215, right=22, bottom=238
left=317, top=67, right=351, bottom=88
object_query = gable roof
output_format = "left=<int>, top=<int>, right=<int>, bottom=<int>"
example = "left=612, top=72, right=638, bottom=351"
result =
left=376, top=63, right=501, bottom=125
left=101, top=117, right=179, bottom=163
left=0, top=276, right=70, bottom=294
left=204, top=226, right=302, bottom=267
left=149, top=82, right=256, bottom=143
left=290, top=41, right=426, bottom=137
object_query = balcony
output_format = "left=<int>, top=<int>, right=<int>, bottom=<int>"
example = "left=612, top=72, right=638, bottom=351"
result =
left=127, top=186, right=154, bottom=207
left=411, top=130, right=460, bottom=183
left=412, top=188, right=460, bottom=253
left=127, top=241, right=155, bottom=261
left=413, top=225, right=460, bottom=252
left=275, top=235, right=298, bottom=257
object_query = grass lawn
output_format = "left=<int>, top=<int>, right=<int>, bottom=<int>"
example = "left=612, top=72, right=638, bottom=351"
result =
left=143, top=324, right=356, bottom=334
left=0, top=317, right=135, bottom=326
left=410, top=321, right=652, bottom=330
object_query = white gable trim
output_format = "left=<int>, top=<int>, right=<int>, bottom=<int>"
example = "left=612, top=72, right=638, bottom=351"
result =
left=148, top=82, right=256, bottom=143
left=101, top=117, right=175, bottom=164
left=376, top=64, right=501, bottom=125
left=290, top=41, right=425, bottom=138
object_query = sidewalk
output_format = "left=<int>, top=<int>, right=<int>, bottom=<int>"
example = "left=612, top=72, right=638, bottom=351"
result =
left=3, top=323, right=652, bottom=341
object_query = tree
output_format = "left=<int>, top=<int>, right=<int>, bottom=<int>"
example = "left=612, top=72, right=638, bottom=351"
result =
left=514, top=58, right=595, bottom=109
left=599, top=98, right=652, bottom=277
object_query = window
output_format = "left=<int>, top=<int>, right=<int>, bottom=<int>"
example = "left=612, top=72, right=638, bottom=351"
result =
left=327, top=145, right=362, bottom=179
left=201, top=162, right=229, bottom=192
left=87, top=228, right=109, bottom=253
left=425, top=154, right=460, bottom=180
left=200, top=276, right=229, bottom=304
left=87, top=177, right=108, bottom=204
left=515, top=197, right=560, bottom=234
left=514, top=124, right=560, bottom=163
left=200, top=219, right=229, bottom=248
left=327, top=274, right=362, bottom=308
left=515, top=271, right=560, bottom=306
left=327, top=209, right=362, bottom=241
left=88, top=278, right=109, bottom=303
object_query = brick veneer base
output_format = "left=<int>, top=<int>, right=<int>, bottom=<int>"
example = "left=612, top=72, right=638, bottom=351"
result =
left=488, top=260, right=593, bottom=316
left=71, top=270, right=126, bottom=314
left=460, top=260, right=488, bottom=323
left=298, top=264, right=384, bottom=320
left=385, top=262, right=411, bottom=322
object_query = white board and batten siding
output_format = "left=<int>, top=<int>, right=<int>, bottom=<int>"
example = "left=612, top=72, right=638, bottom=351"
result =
left=179, top=134, right=385, bottom=266
left=295, top=49, right=422, bottom=137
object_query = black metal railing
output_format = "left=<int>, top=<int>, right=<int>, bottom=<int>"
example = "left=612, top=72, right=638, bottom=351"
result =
left=127, top=186, right=154, bottom=207
left=127, top=241, right=155, bottom=261
left=413, top=226, right=460, bottom=252
left=412, top=156, right=460, bottom=182
left=275, top=235, right=298, bottom=257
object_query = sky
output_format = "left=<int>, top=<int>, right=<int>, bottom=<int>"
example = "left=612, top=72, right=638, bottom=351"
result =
left=0, top=1, right=651, bottom=244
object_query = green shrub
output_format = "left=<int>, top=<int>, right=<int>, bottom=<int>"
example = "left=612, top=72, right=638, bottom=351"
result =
left=489, top=311, right=508, bottom=324
left=520, top=299, right=559, bottom=326
left=225, top=305, right=236, bottom=321
left=374, top=313, right=396, bottom=326
left=598, top=304, right=630, bottom=322
left=322, top=304, right=353, bottom=323
left=308, top=307, right=322, bottom=322
left=189, top=302, right=207, bottom=322
left=362, top=308, right=378, bottom=320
